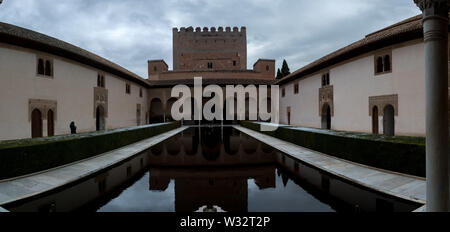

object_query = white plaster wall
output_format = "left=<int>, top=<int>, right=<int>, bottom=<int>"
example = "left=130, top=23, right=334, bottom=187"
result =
left=279, top=74, right=321, bottom=128
left=107, top=74, right=148, bottom=129
left=279, top=40, right=426, bottom=136
left=0, top=44, right=149, bottom=140
left=332, top=41, right=425, bottom=136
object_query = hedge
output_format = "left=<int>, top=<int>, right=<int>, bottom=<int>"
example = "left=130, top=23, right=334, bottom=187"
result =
left=241, top=121, right=426, bottom=177
left=0, top=122, right=180, bottom=180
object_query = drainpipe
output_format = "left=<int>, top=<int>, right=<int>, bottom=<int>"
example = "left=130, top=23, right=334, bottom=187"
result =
left=414, top=0, right=450, bottom=212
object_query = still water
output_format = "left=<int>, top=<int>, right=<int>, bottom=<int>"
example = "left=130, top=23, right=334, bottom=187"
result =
left=5, top=126, right=421, bottom=212
left=94, top=126, right=340, bottom=212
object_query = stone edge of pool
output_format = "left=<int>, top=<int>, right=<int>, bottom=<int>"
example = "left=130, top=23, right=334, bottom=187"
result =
left=233, top=125, right=426, bottom=211
left=0, top=126, right=188, bottom=209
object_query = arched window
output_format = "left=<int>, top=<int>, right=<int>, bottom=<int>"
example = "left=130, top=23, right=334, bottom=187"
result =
left=376, top=57, right=383, bottom=73
left=97, top=74, right=101, bottom=87
left=322, top=73, right=330, bottom=86
left=45, top=60, right=52, bottom=76
left=37, top=59, right=44, bottom=75
left=384, top=55, right=391, bottom=72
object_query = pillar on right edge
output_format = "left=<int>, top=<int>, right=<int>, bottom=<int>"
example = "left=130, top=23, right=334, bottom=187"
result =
left=414, top=0, right=450, bottom=212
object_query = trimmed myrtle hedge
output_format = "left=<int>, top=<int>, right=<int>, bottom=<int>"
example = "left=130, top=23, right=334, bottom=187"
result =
left=0, top=122, right=180, bottom=180
left=241, top=121, right=426, bottom=177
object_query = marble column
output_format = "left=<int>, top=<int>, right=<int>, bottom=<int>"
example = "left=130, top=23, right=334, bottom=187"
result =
left=414, top=0, right=450, bottom=212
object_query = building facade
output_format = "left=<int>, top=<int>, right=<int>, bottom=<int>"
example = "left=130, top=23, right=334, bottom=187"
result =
left=277, top=15, right=449, bottom=137
left=146, top=26, right=275, bottom=124
left=0, top=24, right=275, bottom=140
left=0, top=22, right=149, bottom=140
left=0, top=15, right=445, bottom=140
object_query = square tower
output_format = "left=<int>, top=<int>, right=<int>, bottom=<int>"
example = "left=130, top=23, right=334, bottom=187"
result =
left=172, top=26, right=247, bottom=71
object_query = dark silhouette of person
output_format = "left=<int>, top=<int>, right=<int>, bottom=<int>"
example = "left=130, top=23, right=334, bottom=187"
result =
left=70, top=121, right=77, bottom=134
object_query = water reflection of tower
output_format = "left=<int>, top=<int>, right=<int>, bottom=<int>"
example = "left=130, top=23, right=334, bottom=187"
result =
left=201, top=127, right=222, bottom=161
left=149, top=166, right=276, bottom=212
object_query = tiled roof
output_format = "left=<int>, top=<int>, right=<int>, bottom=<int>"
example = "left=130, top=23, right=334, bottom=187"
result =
left=0, top=22, right=150, bottom=87
left=276, top=15, right=427, bottom=85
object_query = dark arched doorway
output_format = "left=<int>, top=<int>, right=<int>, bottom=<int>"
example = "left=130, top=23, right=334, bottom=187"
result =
left=96, top=105, right=105, bottom=131
left=31, top=109, right=43, bottom=138
left=47, top=109, right=54, bottom=136
left=150, top=98, right=164, bottom=123
left=372, top=106, right=379, bottom=134
left=321, top=104, right=331, bottom=130
left=383, top=104, right=395, bottom=136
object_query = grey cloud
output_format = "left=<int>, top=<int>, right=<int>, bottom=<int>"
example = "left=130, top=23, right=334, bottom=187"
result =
left=0, top=0, right=421, bottom=78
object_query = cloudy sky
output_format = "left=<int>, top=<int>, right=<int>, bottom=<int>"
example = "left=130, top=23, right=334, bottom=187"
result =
left=0, top=0, right=421, bottom=78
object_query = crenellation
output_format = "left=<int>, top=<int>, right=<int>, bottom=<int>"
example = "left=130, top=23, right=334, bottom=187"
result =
left=173, top=26, right=246, bottom=35
left=172, top=26, right=248, bottom=71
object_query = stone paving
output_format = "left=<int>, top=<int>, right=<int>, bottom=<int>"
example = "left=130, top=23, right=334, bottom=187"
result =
left=233, top=125, right=426, bottom=205
left=0, top=126, right=187, bottom=208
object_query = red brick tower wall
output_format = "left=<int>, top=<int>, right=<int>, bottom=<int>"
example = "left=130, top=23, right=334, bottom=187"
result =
left=172, top=26, right=247, bottom=71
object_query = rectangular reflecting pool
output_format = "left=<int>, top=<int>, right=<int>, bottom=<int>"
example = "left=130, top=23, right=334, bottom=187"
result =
left=4, top=126, right=422, bottom=212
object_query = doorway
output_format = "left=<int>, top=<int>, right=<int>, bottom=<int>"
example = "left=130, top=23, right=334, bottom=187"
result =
left=321, top=104, right=331, bottom=130
left=31, top=109, right=43, bottom=138
left=47, top=109, right=54, bottom=136
left=372, top=106, right=378, bottom=134
left=383, top=104, right=395, bottom=136
left=96, top=105, right=105, bottom=131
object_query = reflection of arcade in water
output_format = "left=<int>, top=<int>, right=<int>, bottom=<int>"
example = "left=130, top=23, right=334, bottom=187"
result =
left=145, top=127, right=422, bottom=212
left=147, top=126, right=277, bottom=212
left=149, top=166, right=276, bottom=212
left=148, top=126, right=276, bottom=167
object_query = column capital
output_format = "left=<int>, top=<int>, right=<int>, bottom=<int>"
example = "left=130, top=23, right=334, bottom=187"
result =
left=414, top=0, right=450, bottom=17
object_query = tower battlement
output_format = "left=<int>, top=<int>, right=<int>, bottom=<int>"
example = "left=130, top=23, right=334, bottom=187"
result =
left=172, top=26, right=247, bottom=71
left=173, top=26, right=246, bottom=34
